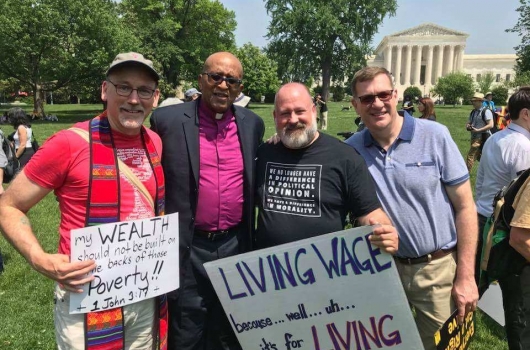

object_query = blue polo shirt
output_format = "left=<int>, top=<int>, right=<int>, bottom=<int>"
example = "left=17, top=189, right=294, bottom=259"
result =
left=346, top=114, right=469, bottom=258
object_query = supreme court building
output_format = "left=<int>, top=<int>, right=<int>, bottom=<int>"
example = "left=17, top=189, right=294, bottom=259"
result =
left=367, top=23, right=516, bottom=99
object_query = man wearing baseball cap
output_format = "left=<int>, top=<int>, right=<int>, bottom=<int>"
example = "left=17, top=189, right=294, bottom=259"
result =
left=0, top=52, right=169, bottom=349
left=184, top=87, right=201, bottom=102
left=466, top=92, right=494, bottom=171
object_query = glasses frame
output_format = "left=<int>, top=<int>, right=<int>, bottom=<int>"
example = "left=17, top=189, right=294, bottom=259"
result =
left=356, top=90, right=394, bottom=105
left=201, top=72, right=242, bottom=87
left=106, top=80, right=156, bottom=100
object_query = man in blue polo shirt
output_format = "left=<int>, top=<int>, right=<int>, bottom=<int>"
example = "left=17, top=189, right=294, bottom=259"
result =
left=346, top=66, right=478, bottom=350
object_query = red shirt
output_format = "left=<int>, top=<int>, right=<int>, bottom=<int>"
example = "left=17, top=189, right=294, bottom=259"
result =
left=194, top=102, right=244, bottom=230
left=24, top=121, right=162, bottom=255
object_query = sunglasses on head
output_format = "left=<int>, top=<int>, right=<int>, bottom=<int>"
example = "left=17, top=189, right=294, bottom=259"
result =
left=356, top=90, right=394, bottom=105
left=201, top=72, right=242, bottom=87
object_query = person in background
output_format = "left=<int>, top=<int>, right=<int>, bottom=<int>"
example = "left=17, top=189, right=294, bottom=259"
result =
left=158, top=95, right=183, bottom=108
left=7, top=107, right=35, bottom=167
left=184, top=87, right=201, bottom=102
left=509, top=161, right=530, bottom=349
left=466, top=92, right=494, bottom=172
left=483, top=91, right=496, bottom=111
left=233, top=92, right=251, bottom=108
left=475, top=87, right=530, bottom=349
left=314, top=93, right=329, bottom=130
left=402, top=94, right=415, bottom=116
left=0, top=128, right=7, bottom=274
left=418, top=97, right=437, bottom=121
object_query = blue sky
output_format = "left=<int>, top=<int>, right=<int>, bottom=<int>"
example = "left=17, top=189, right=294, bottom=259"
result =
left=220, top=0, right=522, bottom=54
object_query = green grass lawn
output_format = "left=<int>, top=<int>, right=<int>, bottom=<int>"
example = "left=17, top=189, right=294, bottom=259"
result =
left=0, top=102, right=508, bottom=349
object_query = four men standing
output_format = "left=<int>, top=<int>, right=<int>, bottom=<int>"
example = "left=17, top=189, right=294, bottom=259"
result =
left=0, top=51, right=488, bottom=350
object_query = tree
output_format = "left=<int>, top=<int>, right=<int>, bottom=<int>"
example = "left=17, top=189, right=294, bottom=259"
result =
left=403, top=86, right=422, bottom=100
left=264, top=0, right=397, bottom=101
left=507, top=0, right=530, bottom=73
left=507, top=71, right=530, bottom=88
left=0, top=0, right=137, bottom=115
left=331, top=85, right=347, bottom=102
left=491, top=85, right=509, bottom=106
left=119, top=0, right=237, bottom=88
left=236, top=43, right=280, bottom=102
left=432, top=72, right=475, bottom=105
left=477, top=72, right=495, bottom=94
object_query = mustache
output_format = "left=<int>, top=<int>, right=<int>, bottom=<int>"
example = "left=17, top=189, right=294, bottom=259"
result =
left=285, top=123, right=305, bottom=131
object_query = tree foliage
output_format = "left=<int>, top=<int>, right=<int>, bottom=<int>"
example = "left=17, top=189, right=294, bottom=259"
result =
left=0, top=0, right=137, bottom=114
left=507, top=0, right=530, bottom=73
left=119, top=0, right=237, bottom=88
left=508, top=71, right=530, bottom=88
left=477, top=72, right=495, bottom=94
left=432, top=72, right=475, bottom=105
left=403, top=86, right=422, bottom=100
left=264, top=0, right=397, bottom=101
left=491, top=85, right=509, bottom=105
left=236, top=43, right=280, bottom=102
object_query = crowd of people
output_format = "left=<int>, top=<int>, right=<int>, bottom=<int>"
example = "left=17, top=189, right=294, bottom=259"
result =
left=0, top=51, right=528, bottom=350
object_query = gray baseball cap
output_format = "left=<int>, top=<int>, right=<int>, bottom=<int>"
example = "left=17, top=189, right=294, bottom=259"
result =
left=106, top=52, right=160, bottom=82
left=185, top=88, right=201, bottom=98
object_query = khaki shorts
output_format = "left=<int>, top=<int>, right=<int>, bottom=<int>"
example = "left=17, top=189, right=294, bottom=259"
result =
left=54, top=284, right=156, bottom=349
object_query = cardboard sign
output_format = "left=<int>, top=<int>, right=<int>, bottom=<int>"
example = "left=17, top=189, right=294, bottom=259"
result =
left=204, top=226, right=423, bottom=350
left=434, top=310, right=475, bottom=350
left=69, top=213, right=179, bottom=314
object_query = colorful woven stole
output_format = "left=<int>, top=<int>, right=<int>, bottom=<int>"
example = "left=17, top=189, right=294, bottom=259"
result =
left=84, top=113, right=167, bottom=350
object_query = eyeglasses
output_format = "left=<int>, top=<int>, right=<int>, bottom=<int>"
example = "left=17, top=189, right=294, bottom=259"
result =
left=201, top=72, right=242, bottom=87
left=356, top=90, right=394, bottom=105
left=107, top=80, right=156, bottom=100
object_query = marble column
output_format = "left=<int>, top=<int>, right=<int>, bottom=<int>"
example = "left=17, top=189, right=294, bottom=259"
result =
left=435, top=45, right=444, bottom=81
left=384, top=45, right=392, bottom=71
left=425, top=45, right=434, bottom=85
left=404, top=45, right=412, bottom=86
left=395, top=46, right=402, bottom=85
left=447, top=45, right=455, bottom=73
left=413, top=45, right=422, bottom=86
left=457, top=45, right=465, bottom=71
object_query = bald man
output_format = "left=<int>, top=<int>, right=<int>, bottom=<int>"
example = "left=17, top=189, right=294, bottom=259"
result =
left=255, top=82, right=398, bottom=254
left=150, top=52, right=264, bottom=350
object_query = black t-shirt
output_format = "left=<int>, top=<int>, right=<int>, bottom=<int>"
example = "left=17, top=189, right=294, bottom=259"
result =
left=255, top=133, right=381, bottom=249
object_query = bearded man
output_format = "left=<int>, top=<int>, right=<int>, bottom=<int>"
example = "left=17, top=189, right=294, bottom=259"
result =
left=254, top=82, right=398, bottom=254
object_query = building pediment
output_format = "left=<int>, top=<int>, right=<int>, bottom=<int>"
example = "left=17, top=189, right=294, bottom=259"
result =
left=389, top=23, right=468, bottom=38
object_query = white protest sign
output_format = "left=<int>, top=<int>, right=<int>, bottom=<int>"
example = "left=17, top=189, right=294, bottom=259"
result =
left=69, top=213, right=179, bottom=314
left=478, top=283, right=505, bottom=326
left=205, top=226, right=423, bottom=350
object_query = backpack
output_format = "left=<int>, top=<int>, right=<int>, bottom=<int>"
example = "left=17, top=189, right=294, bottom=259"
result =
left=479, top=168, right=530, bottom=294
left=482, top=104, right=499, bottom=134
left=0, top=130, right=21, bottom=183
